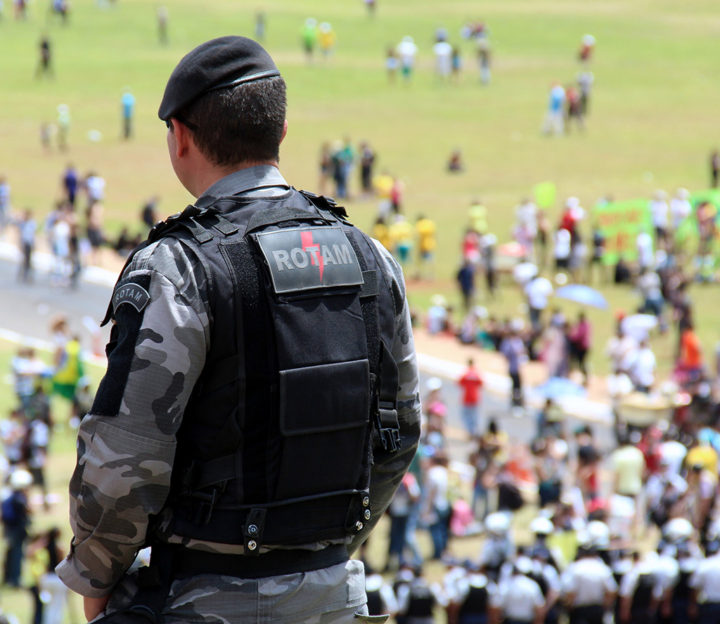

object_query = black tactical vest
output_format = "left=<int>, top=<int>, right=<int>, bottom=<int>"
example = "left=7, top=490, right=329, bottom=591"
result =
left=138, top=189, right=401, bottom=552
left=458, top=584, right=489, bottom=616
left=407, top=584, right=435, bottom=617
left=366, top=588, right=384, bottom=615
left=631, top=572, right=655, bottom=612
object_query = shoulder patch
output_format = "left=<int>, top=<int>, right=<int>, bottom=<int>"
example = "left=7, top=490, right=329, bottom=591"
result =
left=254, top=226, right=363, bottom=294
left=113, top=281, right=150, bottom=314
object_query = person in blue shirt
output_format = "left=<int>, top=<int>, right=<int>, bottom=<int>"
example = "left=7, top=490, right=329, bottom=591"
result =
left=121, top=89, right=135, bottom=139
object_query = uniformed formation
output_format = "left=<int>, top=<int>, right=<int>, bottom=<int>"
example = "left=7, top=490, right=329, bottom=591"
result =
left=366, top=513, right=720, bottom=624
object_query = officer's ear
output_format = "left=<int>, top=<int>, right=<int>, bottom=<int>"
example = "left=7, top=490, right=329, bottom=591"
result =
left=280, top=119, right=288, bottom=145
left=169, top=118, right=193, bottom=159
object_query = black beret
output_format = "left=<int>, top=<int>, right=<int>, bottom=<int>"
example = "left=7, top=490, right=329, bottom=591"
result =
left=158, top=36, right=280, bottom=121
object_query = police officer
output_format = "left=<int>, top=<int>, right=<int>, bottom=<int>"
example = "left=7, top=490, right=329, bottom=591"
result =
left=396, top=566, right=445, bottom=624
left=365, top=566, right=399, bottom=618
left=528, top=516, right=561, bottom=571
left=526, top=549, right=562, bottom=623
left=450, top=562, right=496, bottom=624
left=690, top=541, right=720, bottom=624
left=55, top=36, right=421, bottom=623
left=617, top=552, right=661, bottom=624
left=561, top=545, right=617, bottom=624
left=491, top=556, right=545, bottom=624
left=480, top=512, right=515, bottom=582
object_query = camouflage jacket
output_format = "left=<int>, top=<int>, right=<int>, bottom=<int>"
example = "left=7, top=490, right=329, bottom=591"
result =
left=56, top=166, right=421, bottom=599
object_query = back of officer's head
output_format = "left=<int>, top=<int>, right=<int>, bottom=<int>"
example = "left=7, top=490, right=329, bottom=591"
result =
left=159, top=36, right=286, bottom=167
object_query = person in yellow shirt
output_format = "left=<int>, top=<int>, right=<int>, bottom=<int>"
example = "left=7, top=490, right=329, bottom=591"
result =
left=415, top=214, right=437, bottom=280
left=389, top=214, right=413, bottom=268
left=468, top=200, right=488, bottom=235
left=685, top=440, right=718, bottom=477
left=372, top=217, right=391, bottom=250
left=318, top=22, right=336, bottom=58
left=373, top=171, right=394, bottom=217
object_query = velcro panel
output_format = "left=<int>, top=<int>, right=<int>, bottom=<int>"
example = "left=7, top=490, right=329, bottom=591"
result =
left=273, top=293, right=368, bottom=369
left=274, top=359, right=369, bottom=500
left=279, top=360, right=369, bottom=435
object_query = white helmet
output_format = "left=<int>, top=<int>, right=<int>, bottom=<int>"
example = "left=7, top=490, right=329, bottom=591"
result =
left=485, top=512, right=511, bottom=535
left=663, top=518, right=693, bottom=543
left=9, top=469, right=33, bottom=490
left=586, top=521, right=610, bottom=549
left=530, top=517, right=553, bottom=536
left=515, top=556, right=534, bottom=575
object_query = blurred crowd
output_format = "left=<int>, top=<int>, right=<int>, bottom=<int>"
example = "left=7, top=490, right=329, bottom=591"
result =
left=1, top=316, right=90, bottom=622
left=362, top=361, right=720, bottom=623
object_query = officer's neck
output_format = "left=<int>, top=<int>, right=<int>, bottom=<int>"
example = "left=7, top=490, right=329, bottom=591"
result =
left=187, top=160, right=279, bottom=199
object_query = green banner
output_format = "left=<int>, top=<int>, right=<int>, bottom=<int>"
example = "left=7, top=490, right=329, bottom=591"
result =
left=593, top=199, right=652, bottom=265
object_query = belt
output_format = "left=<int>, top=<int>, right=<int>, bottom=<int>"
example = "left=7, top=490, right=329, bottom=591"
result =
left=152, top=543, right=349, bottom=580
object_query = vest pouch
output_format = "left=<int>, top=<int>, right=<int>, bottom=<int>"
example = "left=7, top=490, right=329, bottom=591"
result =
left=275, top=359, right=370, bottom=500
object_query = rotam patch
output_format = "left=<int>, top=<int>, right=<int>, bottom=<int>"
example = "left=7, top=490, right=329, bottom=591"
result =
left=113, top=282, right=150, bottom=314
left=254, top=226, right=363, bottom=294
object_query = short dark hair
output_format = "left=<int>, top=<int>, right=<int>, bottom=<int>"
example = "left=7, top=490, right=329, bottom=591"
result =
left=175, top=76, right=286, bottom=167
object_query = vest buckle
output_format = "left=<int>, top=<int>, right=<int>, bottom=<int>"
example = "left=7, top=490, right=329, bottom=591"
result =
left=376, top=403, right=401, bottom=453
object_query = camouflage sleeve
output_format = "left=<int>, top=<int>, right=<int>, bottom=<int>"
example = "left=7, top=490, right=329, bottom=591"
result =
left=56, top=239, right=210, bottom=598
left=349, top=239, right=421, bottom=554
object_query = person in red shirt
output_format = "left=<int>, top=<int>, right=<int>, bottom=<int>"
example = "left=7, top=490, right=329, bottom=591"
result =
left=677, top=322, right=703, bottom=385
left=458, top=358, right=484, bottom=438
left=570, top=311, right=592, bottom=385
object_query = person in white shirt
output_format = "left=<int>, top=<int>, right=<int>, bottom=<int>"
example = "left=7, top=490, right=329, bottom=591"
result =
left=448, top=564, right=496, bottom=624
left=670, top=188, right=692, bottom=231
left=395, top=567, right=447, bottom=624
left=433, top=39, right=452, bottom=78
left=491, top=556, right=544, bottom=624
left=84, top=171, right=106, bottom=208
left=561, top=548, right=617, bottom=624
left=649, top=190, right=669, bottom=248
left=658, top=435, right=688, bottom=476
left=421, top=453, right=451, bottom=560
left=636, top=231, right=654, bottom=271
left=516, top=199, right=538, bottom=237
left=690, top=550, right=720, bottom=623
left=554, top=228, right=571, bottom=270
left=364, top=569, right=398, bottom=617
left=617, top=553, right=663, bottom=624
left=629, top=339, right=656, bottom=392
left=524, top=275, right=553, bottom=330
left=397, top=36, right=418, bottom=81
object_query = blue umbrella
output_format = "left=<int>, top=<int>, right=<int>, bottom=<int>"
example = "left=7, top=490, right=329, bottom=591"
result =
left=555, top=284, right=608, bottom=309
left=534, top=377, right=587, bottom=400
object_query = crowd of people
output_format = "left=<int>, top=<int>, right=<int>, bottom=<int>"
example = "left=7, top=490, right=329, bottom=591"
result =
left=1, top=315, right=90, bottom=622
left=357, top=341, right=720, bottom=623
left=0, top=162, right=159, bottom=287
